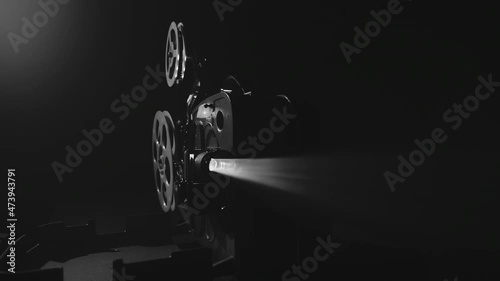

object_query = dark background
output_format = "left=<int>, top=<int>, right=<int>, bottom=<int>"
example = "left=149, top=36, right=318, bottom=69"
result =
left=2, top=0, right=500, bottom=278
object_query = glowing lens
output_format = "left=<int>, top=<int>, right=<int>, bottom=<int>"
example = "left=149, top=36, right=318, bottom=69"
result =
left=209, top=158, right=237, bottom=172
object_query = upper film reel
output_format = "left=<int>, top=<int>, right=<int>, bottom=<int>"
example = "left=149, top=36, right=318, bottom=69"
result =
left=165, top=21, right=187, bottom=87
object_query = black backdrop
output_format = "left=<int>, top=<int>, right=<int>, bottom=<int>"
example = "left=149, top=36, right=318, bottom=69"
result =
left=2, top=0, right=500, bottom=272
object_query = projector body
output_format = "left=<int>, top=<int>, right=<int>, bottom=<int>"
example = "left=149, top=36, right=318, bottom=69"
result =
left=152, top=21, right=296, bottom=270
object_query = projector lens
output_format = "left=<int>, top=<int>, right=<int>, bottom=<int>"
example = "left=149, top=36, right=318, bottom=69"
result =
left=209, top=159, right=236, bottom=172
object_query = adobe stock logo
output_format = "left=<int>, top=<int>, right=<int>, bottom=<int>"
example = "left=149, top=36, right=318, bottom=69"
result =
left=339, top=0, right=411, bottom=64
left=212, top=0, right=243, bottom=22
left=113, top=268, right=135, bottom=281
left=384, top=73, right=499, bottom=192
left=237, top=106, right=297, bottom=158
left=7, top=0, right=71, bottom=54
left=51, top=63, right=165, bottom=183
left=282, top=234, right=341, bottom=281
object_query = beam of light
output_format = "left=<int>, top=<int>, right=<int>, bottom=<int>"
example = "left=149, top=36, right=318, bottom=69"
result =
left=208, top=157, right=336, bottom=200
